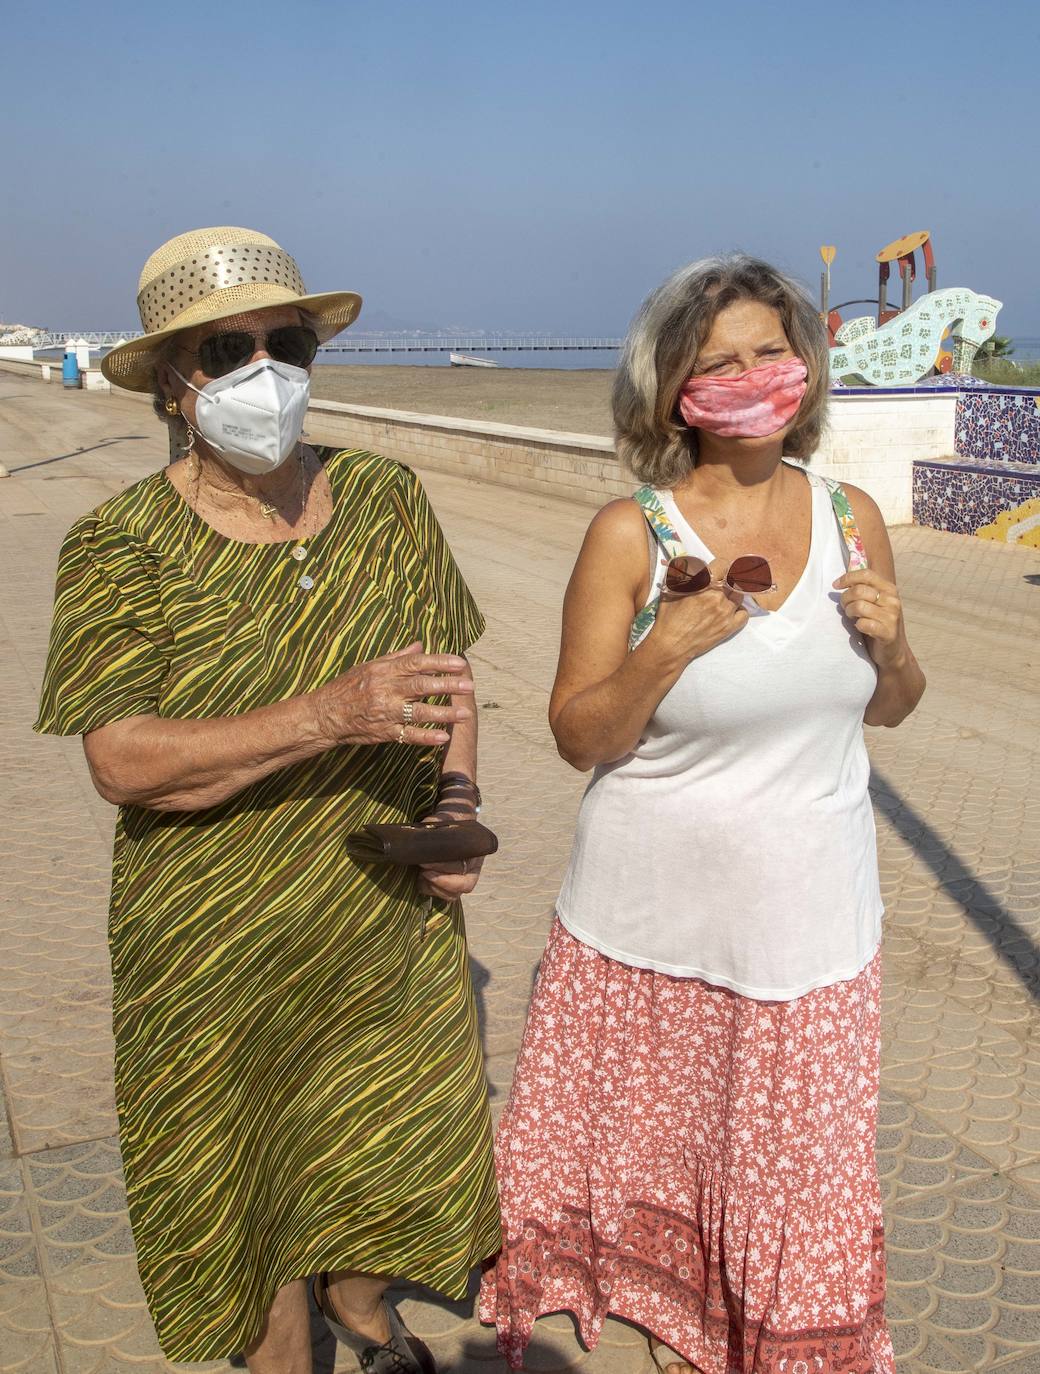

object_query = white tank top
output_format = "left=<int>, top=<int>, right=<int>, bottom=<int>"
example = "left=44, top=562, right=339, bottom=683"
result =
left=556, top=469, right=883, bottom=1001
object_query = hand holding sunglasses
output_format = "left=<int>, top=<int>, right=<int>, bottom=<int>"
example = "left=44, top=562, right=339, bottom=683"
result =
left=645, top=556, right=755, bottom=670
left=665, top=554, right=776, bottom=602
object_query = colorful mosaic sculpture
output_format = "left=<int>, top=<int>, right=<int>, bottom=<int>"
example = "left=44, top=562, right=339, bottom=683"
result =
left=829, top=288, right=1001, bottom=386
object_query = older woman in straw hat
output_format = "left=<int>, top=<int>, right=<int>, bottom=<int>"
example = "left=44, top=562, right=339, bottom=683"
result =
left=35, top=227, right=499, bottom=1374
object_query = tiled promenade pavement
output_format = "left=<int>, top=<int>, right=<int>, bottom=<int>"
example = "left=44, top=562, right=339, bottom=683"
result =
left=1, top=374, right=1038, bottom=1373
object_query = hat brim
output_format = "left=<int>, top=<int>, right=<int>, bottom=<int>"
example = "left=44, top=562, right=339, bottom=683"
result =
left=100, top=285, right=363, bottom=392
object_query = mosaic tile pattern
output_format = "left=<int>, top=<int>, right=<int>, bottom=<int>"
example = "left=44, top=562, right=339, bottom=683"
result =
left=956, top=391, right=1040, bottom=466
left=829, top=289, right=1000, bottom=386
left=913, top=461, right=1040, bottom=537
left=916, top=373, right=996, bottom=390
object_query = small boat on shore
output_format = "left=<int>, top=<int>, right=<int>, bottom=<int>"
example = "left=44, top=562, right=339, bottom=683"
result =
left=449, top=352, right=499, bottom=368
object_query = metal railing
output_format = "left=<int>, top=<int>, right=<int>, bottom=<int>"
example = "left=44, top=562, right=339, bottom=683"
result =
left=320, top=335, right=622, bottom=353
left=21, top=331, right=623, bottom=353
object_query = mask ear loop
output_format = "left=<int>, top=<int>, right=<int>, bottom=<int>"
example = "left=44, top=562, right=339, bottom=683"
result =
left=170, top=365, right=208, bottom=402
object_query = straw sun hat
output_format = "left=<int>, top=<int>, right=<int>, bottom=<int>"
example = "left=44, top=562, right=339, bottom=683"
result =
left=101, top=226, right=362, bottom=392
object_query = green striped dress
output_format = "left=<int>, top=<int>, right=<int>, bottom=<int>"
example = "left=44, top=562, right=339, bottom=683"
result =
left=35, top=449, right=500, bottom=1362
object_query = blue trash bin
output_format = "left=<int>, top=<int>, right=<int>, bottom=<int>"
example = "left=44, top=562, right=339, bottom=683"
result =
left=62, top=343, right=80, bottom=389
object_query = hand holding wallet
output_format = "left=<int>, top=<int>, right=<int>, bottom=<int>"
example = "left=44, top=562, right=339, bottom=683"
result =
left=345, top=818, right=499, bottom=866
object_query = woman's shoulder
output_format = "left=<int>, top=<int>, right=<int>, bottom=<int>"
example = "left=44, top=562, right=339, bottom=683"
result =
left=584, top=495, right=651, bottom=551
left=319, top=446, right=424, bottom=505
left=319, top=445, right=409, bottom=484
left=63, top=469, right=171, bottom=554
left=838, top=481, right=883, bottom=522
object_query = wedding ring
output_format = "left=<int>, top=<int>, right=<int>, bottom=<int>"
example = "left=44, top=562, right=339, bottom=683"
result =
left=396, top=725, right=407, bottom=744
left=874, top=589, right=882, bottom=604
left=402, top=701, right=415, bottom=725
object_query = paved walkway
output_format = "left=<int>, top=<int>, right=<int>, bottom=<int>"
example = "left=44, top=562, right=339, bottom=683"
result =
left=1, top=375, right=1038, bottom=1373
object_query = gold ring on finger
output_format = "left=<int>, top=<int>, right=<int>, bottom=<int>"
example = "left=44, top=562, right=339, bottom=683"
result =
left=874, top=589, right=882, bottom=604
left=396, top=725, right=407, bottom=744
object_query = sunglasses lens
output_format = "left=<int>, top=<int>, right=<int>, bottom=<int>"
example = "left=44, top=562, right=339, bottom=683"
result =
left=267, top=325, right=319, bottom=369
left=197, top=331, right=255, bottom=378
left=728, top=556, right=773, bottom=593
left=666, top=557, right=710, bottom=594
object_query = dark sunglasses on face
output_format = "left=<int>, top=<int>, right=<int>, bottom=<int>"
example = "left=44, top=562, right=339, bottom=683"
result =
left=665, top=554, right=776, bottom=597
left=177, top=324, right=319, bottom=378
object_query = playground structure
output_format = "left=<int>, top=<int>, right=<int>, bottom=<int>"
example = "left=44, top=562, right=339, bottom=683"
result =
left=821, top=233, right=1002, bottom=385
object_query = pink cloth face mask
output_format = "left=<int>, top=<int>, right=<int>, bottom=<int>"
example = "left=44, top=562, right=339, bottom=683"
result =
left=677, top=356, right=808, bottom=437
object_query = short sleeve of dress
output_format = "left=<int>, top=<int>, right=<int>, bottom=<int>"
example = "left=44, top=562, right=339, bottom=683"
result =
left=35, top=516, right=170, bottom=736
left=388, top=466, right=485, bottom=655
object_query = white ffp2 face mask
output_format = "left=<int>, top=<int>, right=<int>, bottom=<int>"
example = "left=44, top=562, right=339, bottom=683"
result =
left=173, top=358, right=311, bottom=475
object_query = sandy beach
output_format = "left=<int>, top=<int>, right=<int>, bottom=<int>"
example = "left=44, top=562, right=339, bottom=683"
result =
left=310, top=364, right=615, bottom=436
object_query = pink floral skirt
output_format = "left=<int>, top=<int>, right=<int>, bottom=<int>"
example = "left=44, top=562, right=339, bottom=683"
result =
left=479, top=919, right=894, bottom=1374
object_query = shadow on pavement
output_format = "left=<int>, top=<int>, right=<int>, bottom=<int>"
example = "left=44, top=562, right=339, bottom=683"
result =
left=470, top=955, right=499, bottom=1098
left=870, top=768, right=1039, bottom=1001
left=8, top=435, right=148, bottom=473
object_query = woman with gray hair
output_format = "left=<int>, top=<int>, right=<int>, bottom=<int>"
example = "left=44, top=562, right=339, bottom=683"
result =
left=481, top=257, right=924, bottom=1373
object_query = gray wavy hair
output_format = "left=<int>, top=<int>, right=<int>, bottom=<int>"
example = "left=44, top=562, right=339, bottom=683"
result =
left=612, top=255, right=830, bottom=486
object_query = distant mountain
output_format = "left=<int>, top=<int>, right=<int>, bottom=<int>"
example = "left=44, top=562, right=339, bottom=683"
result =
left=352, top=307, right=447, bottom=333
left=349, top=307, right=497, bottom=335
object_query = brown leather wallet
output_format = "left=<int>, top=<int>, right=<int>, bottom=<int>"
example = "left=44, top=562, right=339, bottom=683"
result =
left=344, top=819, right=499, bottom=866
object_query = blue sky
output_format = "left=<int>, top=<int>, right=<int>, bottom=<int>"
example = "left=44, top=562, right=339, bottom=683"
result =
left=2, top=0, right=1037, bottom=337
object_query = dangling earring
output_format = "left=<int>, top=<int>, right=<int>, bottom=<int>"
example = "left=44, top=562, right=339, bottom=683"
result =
left=181, top=421, right=197, bottom=455
left=164, top=396, right=179, bottom=416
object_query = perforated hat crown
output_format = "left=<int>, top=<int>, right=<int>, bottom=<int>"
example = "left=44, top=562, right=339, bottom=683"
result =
left=101, top=226, right=362, bottom=392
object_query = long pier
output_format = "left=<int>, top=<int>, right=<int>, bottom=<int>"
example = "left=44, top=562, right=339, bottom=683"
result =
left=24, top=332, right=623, bottom=354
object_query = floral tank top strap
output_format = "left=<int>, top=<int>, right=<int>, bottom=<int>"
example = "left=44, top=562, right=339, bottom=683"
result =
left=805, top=471, right=869, bottom=571
left=627, top=473, right=868, bottom=650
left=629, top=485, right=684, bottom=650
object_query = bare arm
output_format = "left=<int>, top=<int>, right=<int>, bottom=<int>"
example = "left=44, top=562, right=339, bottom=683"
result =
left=83, top=643, right=474, bottom=811
left=835, top=487, right=926, bottom=728
left=549, top=500, right=748, bottom=772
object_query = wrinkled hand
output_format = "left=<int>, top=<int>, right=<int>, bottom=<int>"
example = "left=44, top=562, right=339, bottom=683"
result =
left=833, top=570, right=907, bottom=668
left=418, top=850, right=485, bottom=901
left=417, top=798, right=485, bottom=900
left=310, top=642, right=473, bottom=748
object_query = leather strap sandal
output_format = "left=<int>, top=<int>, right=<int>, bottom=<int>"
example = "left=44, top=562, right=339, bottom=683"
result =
left=312, top=1273, right=436, bottom=1374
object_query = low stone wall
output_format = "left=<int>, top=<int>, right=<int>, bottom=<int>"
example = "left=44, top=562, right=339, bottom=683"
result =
left=303, top=392, right=958, bottom=525
left=0, top=356, right=966, bottom=527
left=0, top=356, right=55, bottom=379
left=303, top=399, right=625, bottom=507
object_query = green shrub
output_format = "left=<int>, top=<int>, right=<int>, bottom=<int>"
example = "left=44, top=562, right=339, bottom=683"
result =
left=972, top=358, right=1040, bottom=387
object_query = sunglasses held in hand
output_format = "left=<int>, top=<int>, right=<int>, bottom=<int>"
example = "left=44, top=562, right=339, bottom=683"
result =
left=178, top=324, right=320, bottom=378
left=665, top=554, right=776, bottom=598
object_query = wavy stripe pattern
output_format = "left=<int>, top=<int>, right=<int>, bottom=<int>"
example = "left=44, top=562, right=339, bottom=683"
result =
left=35, top=450, right=500, bottom=1361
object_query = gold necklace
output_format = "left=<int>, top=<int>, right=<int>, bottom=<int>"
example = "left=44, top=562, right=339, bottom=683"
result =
left=183, top=448, right=323, bottom=592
